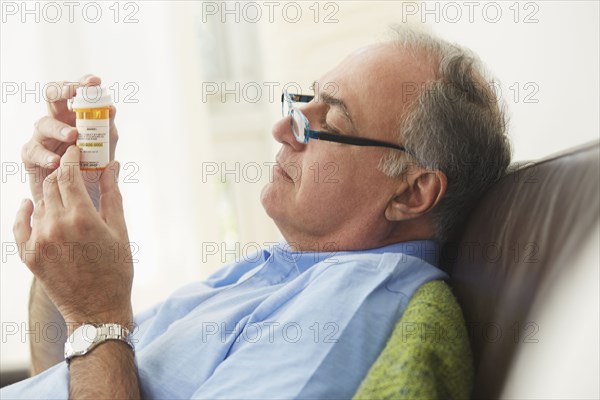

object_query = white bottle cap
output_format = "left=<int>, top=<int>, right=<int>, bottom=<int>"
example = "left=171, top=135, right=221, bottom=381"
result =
left=71, top=86, right=113, bottom=109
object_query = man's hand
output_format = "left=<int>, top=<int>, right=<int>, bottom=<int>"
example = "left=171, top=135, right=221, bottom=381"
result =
left=22, top=74, right=118, bottom=205
left=13, top=145, right=133, bottom=330
left=23, top=74, right=120, bottom=374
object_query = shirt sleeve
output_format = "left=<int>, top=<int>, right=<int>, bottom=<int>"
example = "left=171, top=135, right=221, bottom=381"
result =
left=0, top=362, right=69, bottom=399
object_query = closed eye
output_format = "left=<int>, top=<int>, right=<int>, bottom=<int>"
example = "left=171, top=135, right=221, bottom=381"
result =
left=320, top=119, right=343, bottom=136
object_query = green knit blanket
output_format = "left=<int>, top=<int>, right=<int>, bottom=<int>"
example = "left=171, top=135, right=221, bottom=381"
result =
left=353, top=280, right=473, bottom=400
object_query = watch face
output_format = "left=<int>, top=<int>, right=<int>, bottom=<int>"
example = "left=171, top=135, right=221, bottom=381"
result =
left=70, top=324, right=99, bottom=353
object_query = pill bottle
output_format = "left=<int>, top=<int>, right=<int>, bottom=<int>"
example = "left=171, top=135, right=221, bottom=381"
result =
left=71, top=87, right=113, bottom=170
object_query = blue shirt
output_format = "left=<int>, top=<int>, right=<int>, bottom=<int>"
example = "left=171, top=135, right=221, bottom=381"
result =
left=1, top=241, right=447, bottom=399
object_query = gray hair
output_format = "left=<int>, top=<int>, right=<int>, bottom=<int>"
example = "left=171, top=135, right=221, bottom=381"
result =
left=379, top=26, right=512, bottom=243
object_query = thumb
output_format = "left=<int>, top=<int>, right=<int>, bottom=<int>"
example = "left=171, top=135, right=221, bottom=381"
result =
left=99, top=161, right=126, bottom=232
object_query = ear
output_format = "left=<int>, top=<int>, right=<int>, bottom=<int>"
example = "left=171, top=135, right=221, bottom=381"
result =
left=384, top=169, right=447, bottom=222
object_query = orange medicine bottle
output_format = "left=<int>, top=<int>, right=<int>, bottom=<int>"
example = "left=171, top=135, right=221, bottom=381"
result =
left=71, top=87, right=113, bottom=171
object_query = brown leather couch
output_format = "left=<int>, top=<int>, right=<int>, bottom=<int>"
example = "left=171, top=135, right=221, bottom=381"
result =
left=443, top=140, right=599, bottom=398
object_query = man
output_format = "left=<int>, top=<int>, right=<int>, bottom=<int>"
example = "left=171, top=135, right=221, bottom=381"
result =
left=3, top=27, right=510, bottom=398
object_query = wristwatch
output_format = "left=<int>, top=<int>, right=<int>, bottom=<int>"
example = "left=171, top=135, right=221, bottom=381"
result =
left=64, top=323, right=134, bottom=365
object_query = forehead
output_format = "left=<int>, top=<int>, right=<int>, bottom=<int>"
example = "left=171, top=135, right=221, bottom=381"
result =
left=318, top=44, right=435, bottom=137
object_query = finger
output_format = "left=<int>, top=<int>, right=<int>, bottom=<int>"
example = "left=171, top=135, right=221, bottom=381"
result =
left=13, top=199, right=34, bottom=247
left=21, top=140, right=61, bottom=170
left=32, top=199, right=46, bottom=222
left=108, top=106, right=119, bottom=161
left=109, top=105, right=117, bottom=122
left=56, top=145, right=94, bottom=209
left=46, top=75, right=102, bottom=118
left=43, top=169, right=64, bottom=210
left=99, top=161, right=127, bottom=231
left=33, top=115, right=78, bottom=145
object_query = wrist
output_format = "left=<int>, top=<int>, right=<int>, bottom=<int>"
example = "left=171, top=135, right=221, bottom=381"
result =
left=65, top=310, right=134, bottom=337
left=65, top=323, right=134, bottom=366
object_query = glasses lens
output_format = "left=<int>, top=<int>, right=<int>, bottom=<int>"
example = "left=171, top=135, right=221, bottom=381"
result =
left=282, top=94, right=290, bottom=117
left=290, top=109, right=305, bottom=143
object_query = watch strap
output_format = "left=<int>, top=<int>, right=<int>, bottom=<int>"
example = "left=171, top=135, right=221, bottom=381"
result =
left=65, top=323, right=134, bottom=365
left=96, top=323, right=133, bottom=345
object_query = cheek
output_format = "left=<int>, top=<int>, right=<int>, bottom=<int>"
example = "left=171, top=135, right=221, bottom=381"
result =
left=296, top=159, right=365, bottom=206
left=293, top=148, right=389, bottom=211
left=311, top=160, right=342, bottom=184
left=299, top=147, right=349, bottom=185
left=310, top=156, right=390, bottom=203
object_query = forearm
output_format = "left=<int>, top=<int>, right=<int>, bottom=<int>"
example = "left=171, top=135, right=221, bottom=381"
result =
left=69, top=340, right=140, bottom=399
left=28, top=278, right=67, bottom=376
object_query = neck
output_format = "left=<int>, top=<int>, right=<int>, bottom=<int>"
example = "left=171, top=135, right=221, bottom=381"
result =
left=280, top=219, right=436, bottom=252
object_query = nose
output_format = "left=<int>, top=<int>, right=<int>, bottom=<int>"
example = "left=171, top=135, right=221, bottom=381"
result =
left=271, top=114, right=305, bottom=151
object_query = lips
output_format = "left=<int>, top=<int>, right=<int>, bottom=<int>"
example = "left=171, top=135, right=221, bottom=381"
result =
left=275, top=159, right=293, bottom=180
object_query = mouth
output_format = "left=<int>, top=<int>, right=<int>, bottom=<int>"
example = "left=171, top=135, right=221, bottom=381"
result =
left=275, top=159, right=293, bottom=181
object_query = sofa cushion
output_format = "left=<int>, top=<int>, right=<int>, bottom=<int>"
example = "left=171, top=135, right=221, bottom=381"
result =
left=353, top=280, right=473, bottom=399
left=447, top=141, right=600, bottom=398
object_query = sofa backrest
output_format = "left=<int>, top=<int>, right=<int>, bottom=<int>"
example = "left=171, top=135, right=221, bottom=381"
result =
left=444, top=141, right=599, bottom=398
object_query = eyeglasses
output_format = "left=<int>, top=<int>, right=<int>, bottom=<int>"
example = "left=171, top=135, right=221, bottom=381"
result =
left=281, top=89, right=408, bottom=152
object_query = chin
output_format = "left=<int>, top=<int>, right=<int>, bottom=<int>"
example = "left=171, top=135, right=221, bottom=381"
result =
left=260, top=191, right=289, bottom=236
left=260, top=184, right=278, bottom=219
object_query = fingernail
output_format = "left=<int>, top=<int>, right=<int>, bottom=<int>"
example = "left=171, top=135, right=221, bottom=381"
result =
left=46, top=155, right=56, bottom=166
left=21, top=199, right=28, bottom=206
left=60, top=127, right=71, bottom=137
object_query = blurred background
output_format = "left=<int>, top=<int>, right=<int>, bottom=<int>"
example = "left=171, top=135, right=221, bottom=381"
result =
left=1, top=0, right=598, bottom=387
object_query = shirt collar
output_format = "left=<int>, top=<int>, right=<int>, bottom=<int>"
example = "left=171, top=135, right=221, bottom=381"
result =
left=270, top=240, right=441, bottom=274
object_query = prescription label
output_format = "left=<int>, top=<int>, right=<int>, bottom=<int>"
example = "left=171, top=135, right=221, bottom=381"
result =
left=76, top=118, right=109, bottom=170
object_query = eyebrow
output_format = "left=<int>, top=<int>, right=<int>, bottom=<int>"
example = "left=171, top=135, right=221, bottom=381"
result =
left=312, top=81, right=357, bottom=134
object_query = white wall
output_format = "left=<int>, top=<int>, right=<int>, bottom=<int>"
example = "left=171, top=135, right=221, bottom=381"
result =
left=427, top=1, right=599, bottom=160
left=1, top=1, right=228, bottom=371
left=1, top=0, right=598, bottom=372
